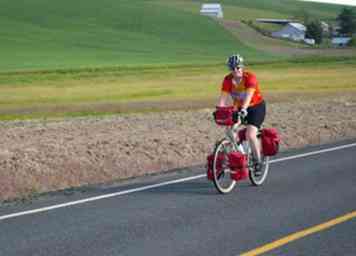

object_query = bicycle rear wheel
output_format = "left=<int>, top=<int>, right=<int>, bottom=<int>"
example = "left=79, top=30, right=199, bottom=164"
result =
left=213, top=138, right=237, bottom=194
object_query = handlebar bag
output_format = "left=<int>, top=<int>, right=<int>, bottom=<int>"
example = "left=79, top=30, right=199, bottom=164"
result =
left=261, top=128, right=280, bottom=156
left=215, top=106, right=234, bottom=126
left=228, top=151, right=248, bottom=181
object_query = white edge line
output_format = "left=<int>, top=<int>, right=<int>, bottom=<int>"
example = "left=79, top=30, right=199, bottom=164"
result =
left=1, top=142, right=356, bottom=221
left=0, top=174, right=206, bottom=221
left=269, top=142, right=356, bottom=163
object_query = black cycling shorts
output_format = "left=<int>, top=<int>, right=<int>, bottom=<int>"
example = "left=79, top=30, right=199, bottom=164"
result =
left=246, top=100, right=266, bottom=129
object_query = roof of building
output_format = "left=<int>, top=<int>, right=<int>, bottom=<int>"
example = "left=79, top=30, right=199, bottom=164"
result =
left=201, top=3, right=222, bottom=9
left=256, top=19, right=292, bottom=24
left=289, top=23, right=306, bottom=32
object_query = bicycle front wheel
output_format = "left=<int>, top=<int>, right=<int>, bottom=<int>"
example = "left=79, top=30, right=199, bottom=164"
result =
left=249, top=154, right=269, bottom=186
left=213, top=138, right=236, bottom=194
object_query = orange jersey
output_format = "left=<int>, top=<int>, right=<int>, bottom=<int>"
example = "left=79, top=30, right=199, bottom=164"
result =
left=221, top=71, right=263, bottom=108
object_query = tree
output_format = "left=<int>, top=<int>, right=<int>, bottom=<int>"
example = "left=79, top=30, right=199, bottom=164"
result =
left=337, top=8, right=356, bottom=36
left=348, top=36, right=356, bottom=47
left=293, top=8, right=311, bottom=24
left=305, top=20, right=323, bottom=44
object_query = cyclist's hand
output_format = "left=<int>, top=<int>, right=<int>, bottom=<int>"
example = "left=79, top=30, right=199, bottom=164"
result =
left=239, top=108, right=248, bottom=118
left=232, top=111, right=240, bottom=123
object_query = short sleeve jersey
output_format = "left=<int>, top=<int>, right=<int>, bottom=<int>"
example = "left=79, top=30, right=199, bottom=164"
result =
left=221, top=71, right=263, bottom=108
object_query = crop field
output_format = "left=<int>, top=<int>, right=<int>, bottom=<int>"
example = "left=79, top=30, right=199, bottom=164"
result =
left=0, top=0, right=275, bottom=72
left=2, top=0, right=353, bottom=72
left=1, top=0, right=356, bottom=120
left=1, top=57, right=355, bottom=120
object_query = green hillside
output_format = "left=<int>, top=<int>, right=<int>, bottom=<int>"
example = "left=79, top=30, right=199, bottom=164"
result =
left=0, top=0, right=274, bottom=72
left=219, top=0, right=350, bottom=20
left=158, top=0, right=353, bottom=21
left=1, top=0, right=354, bottom=72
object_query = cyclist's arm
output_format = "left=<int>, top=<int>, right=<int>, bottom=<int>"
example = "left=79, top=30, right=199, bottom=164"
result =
left=217, top=91, right=230, bottom=107
left=241, top=88, right=255, bottom=110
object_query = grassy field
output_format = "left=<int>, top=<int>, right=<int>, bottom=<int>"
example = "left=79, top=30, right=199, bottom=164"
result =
left=157, top=0, right=352, bottom=21
left=222, top=0, right=350, bottom=20
left=0, top=0, right=275, bottom=72
left=1, top=57, right=355, bottom=120
left=1, top=0, right=354, bottom=72
left=1, top=0, right=355, bottom=120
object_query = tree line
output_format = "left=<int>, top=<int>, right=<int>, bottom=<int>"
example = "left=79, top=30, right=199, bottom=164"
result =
left=305, top=7, right=356, bottom=45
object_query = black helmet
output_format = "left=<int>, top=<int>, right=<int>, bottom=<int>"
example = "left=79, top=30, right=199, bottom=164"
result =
left=227, top=54, right=244, bottom=70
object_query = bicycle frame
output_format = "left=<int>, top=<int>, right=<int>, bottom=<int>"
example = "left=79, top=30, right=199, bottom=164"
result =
left=224, top=122, right=250, bottom=156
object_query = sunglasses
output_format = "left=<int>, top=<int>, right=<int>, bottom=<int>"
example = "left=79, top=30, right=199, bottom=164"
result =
left=229, top=66, right=243, bottom=71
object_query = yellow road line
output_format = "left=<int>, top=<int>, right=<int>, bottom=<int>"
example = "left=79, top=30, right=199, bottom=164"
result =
left=240, top=210, right=356, bottom=256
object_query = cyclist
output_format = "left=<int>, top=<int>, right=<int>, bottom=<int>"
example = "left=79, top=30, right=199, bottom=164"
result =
left=216, top=54, right=266, bottom=172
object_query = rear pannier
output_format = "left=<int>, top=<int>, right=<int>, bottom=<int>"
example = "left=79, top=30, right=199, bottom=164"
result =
left=228, top=152, right=248, bottom=181
left=206, top=153, right=225, bottom=180
left=261, top=128, right=280, bottom=156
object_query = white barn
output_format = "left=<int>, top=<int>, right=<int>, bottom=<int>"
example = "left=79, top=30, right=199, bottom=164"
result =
left=272, top=23, right=306, bottom=41
left=200, top=3, right=223, bottom=19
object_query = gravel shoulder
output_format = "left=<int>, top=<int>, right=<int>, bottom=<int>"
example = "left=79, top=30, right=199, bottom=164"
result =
left=1, top=93, right=356, bottom=202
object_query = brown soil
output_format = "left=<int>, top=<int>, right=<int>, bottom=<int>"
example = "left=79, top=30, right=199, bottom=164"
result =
left=1, top=93, right=356, bottom=202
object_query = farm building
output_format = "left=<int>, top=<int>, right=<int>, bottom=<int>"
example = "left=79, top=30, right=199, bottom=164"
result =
left=331, top=37, right=351, bottom=47
left=272, top=23, right=306, bottom=41
left=304, top=38, right=315, bottom=45
left=200, top=3, right=223, bottom=19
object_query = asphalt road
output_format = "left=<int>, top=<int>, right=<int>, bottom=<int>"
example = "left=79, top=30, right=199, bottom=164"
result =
left=0, top=139, right=355, bottom=256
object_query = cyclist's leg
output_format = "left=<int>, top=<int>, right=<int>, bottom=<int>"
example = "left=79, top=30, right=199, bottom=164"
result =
left=246, top=101, right=266, bottom=162
left=246, top=125, right=261, bottom=162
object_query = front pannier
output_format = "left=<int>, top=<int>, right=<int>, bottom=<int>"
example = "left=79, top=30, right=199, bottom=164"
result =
left=261, top=128, right=280, bottom=156
left=228, top=152, right=248, bottom=181
left=206, top=153, right=225, bottom=180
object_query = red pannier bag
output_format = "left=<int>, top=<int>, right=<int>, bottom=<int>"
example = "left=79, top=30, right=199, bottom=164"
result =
left=261, top=128, right=280, bottom=156
left=228, top=152, right=248, bottom=181
left=206, top=153, right=225, bottom=180
left=214, top=106, right=234, bottom=126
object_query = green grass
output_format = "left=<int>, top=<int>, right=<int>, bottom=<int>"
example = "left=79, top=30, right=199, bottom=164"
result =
left=0, top=0, right=276, bottom=72
left=221, top=0, right=350, bottom=20
left=2, top=0, right=354, bottom=72
left=157, top=0, right=354, bottom=21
